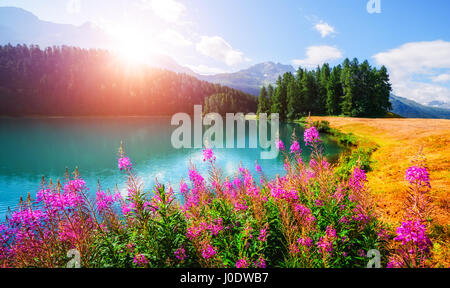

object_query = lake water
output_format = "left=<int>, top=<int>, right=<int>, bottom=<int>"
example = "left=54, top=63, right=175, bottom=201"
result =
left=0, top=117, right=343, bottom=218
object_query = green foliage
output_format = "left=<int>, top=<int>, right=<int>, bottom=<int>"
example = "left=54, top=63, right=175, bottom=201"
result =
left=335, top=146, right=377, bottom=179
left=0, top=44, right=256, bottom=116
left=262, top=58, right=392, bottom=120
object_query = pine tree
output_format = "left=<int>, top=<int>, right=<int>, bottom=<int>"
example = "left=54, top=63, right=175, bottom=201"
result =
left=257, top=86, right=268, bottom=114
left=326, top=65, right=343, bottom=115
left=319, top=63, right=331, bottom=114
left=287, top=80, right=301, bottom=120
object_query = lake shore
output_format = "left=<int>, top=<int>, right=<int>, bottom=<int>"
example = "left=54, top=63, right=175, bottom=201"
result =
left=312, top=116, right=450, bottom=266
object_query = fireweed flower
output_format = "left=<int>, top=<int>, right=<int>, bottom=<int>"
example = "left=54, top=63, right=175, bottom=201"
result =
left=236, top=258, right=249, bottom=268
left=118, top=156, right=132, bottom=171
left=96, top=190, right=119, bottom=214
left=317, top=225, right=337, bottom=256
left=304, top=127, right=321, bottom=146
left=133, top=254, right=148, bottom=267
left=188, top=169, right=204, bottom=186
left=394, top=220, right=432, bottom=253
left=349, top=167, right=367, bottom=192
left=297, top=237, right=313, bottom=248
left=174, top=247, right=186, bottom=261
left=258, top=227, right=268, bottom=242
left=254, top=257, right=266, bottom=268
left=255, top=162, right=262, bottom=173
left=275, top=140, right=285, bottom=151
left=290, top=140, right=301, bottom=154
left=405, top=166, right=430, bottom=187
left=202, top=148, right=215, bottom=162
left=201, top=244, right=216, bottom=259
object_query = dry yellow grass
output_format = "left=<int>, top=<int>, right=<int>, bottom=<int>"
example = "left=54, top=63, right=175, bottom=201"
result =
left=313, top=116, right=450, bottom=266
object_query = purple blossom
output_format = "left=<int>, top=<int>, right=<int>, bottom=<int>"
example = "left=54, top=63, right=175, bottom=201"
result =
left=304, top=127, right=321, bottom=146
left=405, top=166, right=430, bottom=187
left=275, top=140, right=285, bottom=151
left=201, top=244, right=216, bottom=259
left=349, top=167, right=367, bottom=192
left=297, top=237, right=313, bottom=248
left=290, top=140, right=301, bottom=154
left=133, top=254, right=148, bottom=267
left=202, top=148, right=216, bottom=162
left=118, top=156, right=132, bottom=171
left=254, top=257, right=266, bottom=268
left=258, top=228, right=268, bottom=242
left=236, top=258, right=249, bottom=268
left=394, top=220, right=432, bottom=253
left=174, top=247, right=186, bottom=261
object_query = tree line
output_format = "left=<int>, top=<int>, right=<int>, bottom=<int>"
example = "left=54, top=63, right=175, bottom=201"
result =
left=0, top=44, right=257, bottom=116
left=257, top=58, right=392, bottom=120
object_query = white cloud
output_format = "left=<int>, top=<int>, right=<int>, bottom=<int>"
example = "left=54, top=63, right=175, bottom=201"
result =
left=314, top=21, right=336, bottom=38
left=373, top=40, right=450, bottom=104
left=66, top=0, right=81, bottom=14
left=186, top=64, right=228, bottom=75
left=292, top=46, right=343, bottom=68
left=196, top=36, right=246, bottom=66
left=432, top=73, right=450, bottom=83
left=158, top=29, right=192, bottom=47
left=139, top=0, right=185, bottom=23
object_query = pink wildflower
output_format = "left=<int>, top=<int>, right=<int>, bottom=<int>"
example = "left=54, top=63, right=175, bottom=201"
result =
left=118, top=156, right=132, bottom=171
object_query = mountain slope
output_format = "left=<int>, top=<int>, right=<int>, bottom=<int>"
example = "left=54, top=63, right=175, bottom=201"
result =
left=198, top=62, right=295, bottom=95
left=390, top=94, right=450, bottom=119
left=0, top=7, right=112, bottom=48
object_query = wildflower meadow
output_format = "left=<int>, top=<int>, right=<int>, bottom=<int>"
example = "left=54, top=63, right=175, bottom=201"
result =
left=0, top=122, right=435, bottom=268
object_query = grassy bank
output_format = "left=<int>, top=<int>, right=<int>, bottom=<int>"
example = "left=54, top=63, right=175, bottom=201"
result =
left=311, top=116, right=450, bottom=267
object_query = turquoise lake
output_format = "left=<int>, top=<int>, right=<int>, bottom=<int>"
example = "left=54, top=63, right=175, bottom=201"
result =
left=0, top=117, right=343, bottom=218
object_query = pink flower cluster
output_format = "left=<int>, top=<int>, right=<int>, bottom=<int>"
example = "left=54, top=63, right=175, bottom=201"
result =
left=290, top=140, right=301, bottom=154
left=317, top=226, right=337, bottom=256
left=133, top=254, right=148, bottom=267
left=201, top=244, right=216, bottom=259
left=304, top=127, right=321, bottom=146
left=405, top=166, right=430, bottom=187
left=394, top=220, right=432, bottom=253
left=174, top=247, right=186, bottom=261
left=275, top=140, right=285, bottom=151
left=202, top=148, right=216, bottom=162
left=118, top=156, right=132, bottom=171
left=96, top=190, right=121, bottom=214
left=236, top=258, right=249, bottom=268
left=349, top=167, right=367, bottom=193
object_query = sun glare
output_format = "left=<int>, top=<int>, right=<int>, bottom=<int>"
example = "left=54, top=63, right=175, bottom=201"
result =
left=110, top=26, right=154, bottom=65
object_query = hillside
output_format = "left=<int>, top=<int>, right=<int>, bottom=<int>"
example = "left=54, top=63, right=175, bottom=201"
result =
left=0, top=7, right=112, bottom=49
left=390, top=94, right=450, bottom=119
left=0, top=45, right=256, bottom=116
left=313, top=116, right=450, bottom=265
left=199, top=62, right=295, bottom=95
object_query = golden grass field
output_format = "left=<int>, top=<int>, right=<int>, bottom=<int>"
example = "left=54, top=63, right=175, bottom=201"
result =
left=313, top=116, right=450, bottom=266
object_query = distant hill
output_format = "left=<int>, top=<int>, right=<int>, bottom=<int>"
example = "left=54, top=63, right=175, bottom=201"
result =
left=427, top=100, right=450, bottom=109
left=390, top=94, right=450, bottom=119
left=0, top=7, right=112, bottom=48
left=198, top=62, right=296, bottom=95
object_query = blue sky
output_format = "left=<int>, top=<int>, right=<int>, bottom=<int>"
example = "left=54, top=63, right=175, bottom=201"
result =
left=1, top=0, right=450, bottom=104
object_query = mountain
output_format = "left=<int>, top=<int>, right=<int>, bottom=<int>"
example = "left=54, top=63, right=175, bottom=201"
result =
left=427, top=100, right=450, bottom=109
left=0, top=7, right=113, bottom=48
left=390, top=94, right=450, bottom=119
left=198, top=62, right=296, bottom=95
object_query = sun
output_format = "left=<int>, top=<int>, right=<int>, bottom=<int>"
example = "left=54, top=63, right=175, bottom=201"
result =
left=109, top=25, right=155, bottom=65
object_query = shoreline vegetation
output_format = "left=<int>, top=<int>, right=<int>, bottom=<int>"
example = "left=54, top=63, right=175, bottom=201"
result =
left=311, top=116, right=450, bottom=267
left=0, top=119, right=440, bottom=268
